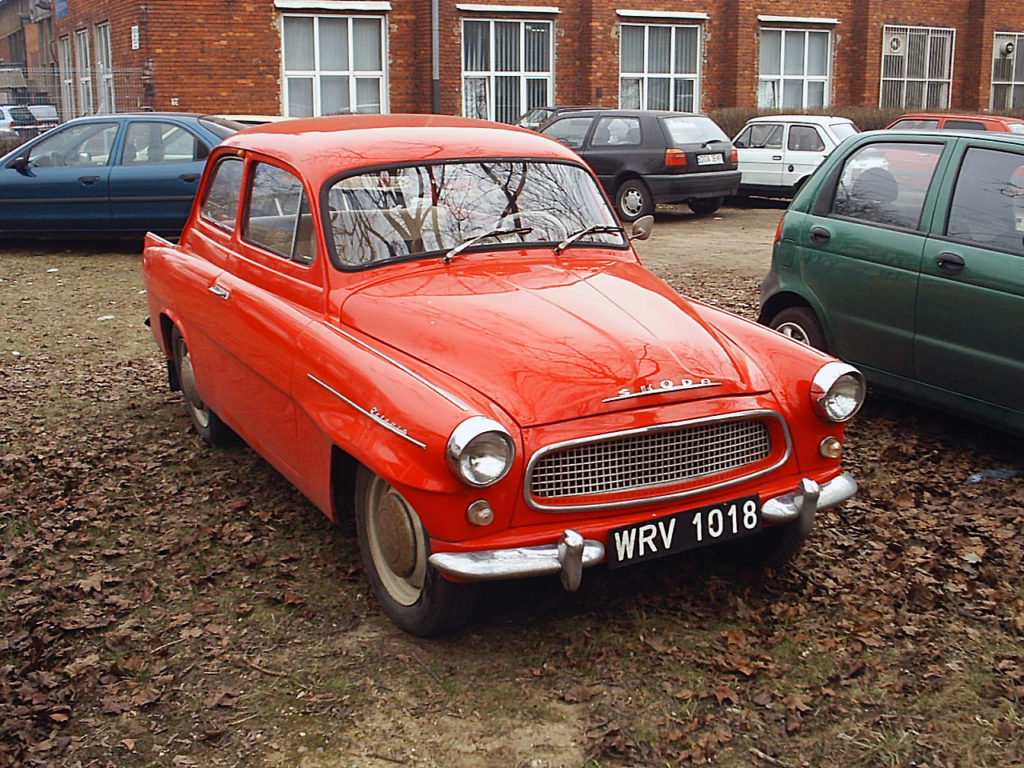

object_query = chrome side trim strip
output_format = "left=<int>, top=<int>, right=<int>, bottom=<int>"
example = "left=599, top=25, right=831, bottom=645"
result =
left=308, top=374, right=428, bottom=450
left=324, top=322, right=470, bottom=411
left=524, top=409, right=793, bottom=513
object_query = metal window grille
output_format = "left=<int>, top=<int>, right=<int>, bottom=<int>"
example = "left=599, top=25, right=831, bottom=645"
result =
left=991, top=32, right=1024, bottom=110
left=879, top=25, right=955, bottom=109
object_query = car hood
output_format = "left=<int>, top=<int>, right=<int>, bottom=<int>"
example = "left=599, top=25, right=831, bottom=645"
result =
left=340, top=255, right=771, bottom=427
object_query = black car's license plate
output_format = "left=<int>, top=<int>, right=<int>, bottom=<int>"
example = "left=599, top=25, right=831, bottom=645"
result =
left=607, top=494, right=761, bottom=568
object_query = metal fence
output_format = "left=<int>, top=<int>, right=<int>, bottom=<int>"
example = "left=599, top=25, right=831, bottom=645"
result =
left=1, top=67, right=146, bottom=125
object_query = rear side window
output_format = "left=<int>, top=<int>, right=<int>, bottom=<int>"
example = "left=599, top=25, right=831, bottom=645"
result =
left=200, top=157, right=244, bottom=231
left=831, top=142, right=943, bottom=229
left=830, top=122, right=859, bottom=141
left=788, top=126, right=825, bottom=152
left=122, top=121, right=206, bottom=164
left=543, top=117, right=592, bottom=149
left=735, top=123, right=782, bottom=149
left=946, top=147, right=1024, bottom=254
left=591, top=116, right=641, bottom=147
left=245, top=162, right=316, bottom=265
left=890, top=119, right=939, bottom=130
left=662, top=116, right=728, bottom=145
left=944, top=120, right=987, bottom=131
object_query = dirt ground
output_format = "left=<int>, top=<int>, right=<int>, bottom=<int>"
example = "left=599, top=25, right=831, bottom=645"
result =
left=2, top=202, right=1023, bottom=768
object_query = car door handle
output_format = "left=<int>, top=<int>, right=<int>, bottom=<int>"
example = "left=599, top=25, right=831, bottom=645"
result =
left=810, top=225, right=831, bottom=244
left=936, top=252, right=965, bottom=273
left=78, top=175, right=101, bottom=184
left=179, top=173, right=201, bottom=182
left=208, top=285, right=230, bottom=300
left=772, top=155, right=782, bottom=160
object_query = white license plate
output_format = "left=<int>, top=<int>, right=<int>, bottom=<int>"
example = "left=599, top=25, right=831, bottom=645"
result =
left=697, top=153, right=723, bottom=166
left=608, top=494, right=761, bottom=568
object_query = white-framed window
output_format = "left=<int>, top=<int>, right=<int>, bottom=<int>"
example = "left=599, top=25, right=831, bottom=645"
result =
left=462, top=18, right=553, bottom=124
left=281, top=13, right=387, bottom=117
left=879, top=25, right=955, bottom=109
left=992, top=32, right=1024, bottom=109
left=58, top=35, right=75, bottom=119
left=758, top=28, right=831, bottom=109
left=94, top=22, right=115, bottom=114
left=619, top=23, right=701, bottom=112
left=74, top=28, right=93, bottom=116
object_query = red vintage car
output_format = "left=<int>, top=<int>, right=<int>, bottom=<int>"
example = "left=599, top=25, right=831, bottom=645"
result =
left=142, top=115, right=864, bottom=636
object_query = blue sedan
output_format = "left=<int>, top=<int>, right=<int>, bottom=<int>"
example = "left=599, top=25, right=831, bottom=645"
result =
left=0, top=113, right=239, bottom=240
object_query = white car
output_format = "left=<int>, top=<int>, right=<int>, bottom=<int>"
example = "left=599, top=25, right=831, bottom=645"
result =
left=733, top=115, right=858, bottom=197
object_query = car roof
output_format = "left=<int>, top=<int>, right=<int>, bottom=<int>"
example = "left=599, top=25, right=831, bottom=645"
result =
left=857, top=127, right=1024, bottom=145
left=548, top=109, right=715, bottom=119
left=221, top=114, right=586, bottom=187
left=890, top=112, right=1024, bottom=125
left=745, top=114, right=854, bottom=125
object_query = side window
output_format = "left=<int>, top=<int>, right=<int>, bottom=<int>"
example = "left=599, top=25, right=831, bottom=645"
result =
left=200, top=157, right=244, bottom=231
left=122, top=121, right=204, bottom=164
left=591, top=117, right=642, bottom=147
left=890, top=119, right=939, bottom=131
left=737, top=123, right=782, bottom=149
left=947, top=147, right=1024, bottom=254
left=245, top=162, right=316, bottom=266
left=788, top=126, right=825, bottom=152
left=831, top=142, right=943, bottom=229
left=26, top=122, right=119, bottom=167
left=543, top=117, right=592, bottom=149
left=944, top=120, right=987, bottom=132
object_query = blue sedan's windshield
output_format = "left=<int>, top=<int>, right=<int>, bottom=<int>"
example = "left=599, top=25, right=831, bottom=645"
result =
left=325, top=160, right=624, bottom=268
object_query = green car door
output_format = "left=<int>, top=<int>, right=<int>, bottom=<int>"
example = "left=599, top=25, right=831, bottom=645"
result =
left=916, top=140, right=1024, bottom=414
left=781, top=140, right=947, bottom=378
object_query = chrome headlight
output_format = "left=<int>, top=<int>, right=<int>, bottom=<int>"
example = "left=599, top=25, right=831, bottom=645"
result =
left=811, top=362, right=865, bottom=423
left=446, top=416, right=516, bottom=487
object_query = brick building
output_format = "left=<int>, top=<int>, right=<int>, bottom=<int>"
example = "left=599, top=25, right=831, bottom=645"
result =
left=2, top=0, right=1024, bottom=121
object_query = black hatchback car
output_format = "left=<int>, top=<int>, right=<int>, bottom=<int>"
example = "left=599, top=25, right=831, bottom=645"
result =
left=540, top=110, right=740, bottom=221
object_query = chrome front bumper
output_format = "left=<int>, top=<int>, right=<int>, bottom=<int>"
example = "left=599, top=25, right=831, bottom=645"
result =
left=428, top=472, right=857, bottom=591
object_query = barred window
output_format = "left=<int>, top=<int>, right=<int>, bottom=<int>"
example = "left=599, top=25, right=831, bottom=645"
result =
left=991, top=32, right=1024, bottom=112
left=879, top=25, right=954, bottom=109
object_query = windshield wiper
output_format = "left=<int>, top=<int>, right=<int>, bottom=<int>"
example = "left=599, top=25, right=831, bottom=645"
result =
left=554, top=224, right=624, bottom=255
left=442, top=227, right=532, bottom=264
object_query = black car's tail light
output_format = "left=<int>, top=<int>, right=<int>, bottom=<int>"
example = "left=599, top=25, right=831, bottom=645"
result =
left=665, top=148, right=687, bottom=167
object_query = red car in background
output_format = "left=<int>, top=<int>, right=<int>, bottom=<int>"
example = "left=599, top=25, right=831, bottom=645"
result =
left=887, top=112, right=1024, bottom=133
left=141, top=115, right=864, bottom=635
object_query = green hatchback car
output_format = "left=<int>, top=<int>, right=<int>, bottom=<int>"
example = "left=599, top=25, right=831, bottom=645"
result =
left=760, top=129, right=1024, bottom=434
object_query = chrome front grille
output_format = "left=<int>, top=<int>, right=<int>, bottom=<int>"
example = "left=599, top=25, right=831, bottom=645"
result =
left=529, top=418, right=772, bottom=501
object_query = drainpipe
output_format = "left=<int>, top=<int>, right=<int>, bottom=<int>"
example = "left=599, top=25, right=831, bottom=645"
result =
left=431, top=0, right=440, bottom=113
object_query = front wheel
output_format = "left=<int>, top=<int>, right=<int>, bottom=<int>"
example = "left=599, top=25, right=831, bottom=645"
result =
left=355, top=467, right=478, bottom=636
left=615, top=179, right=654, bottom=222
left=767, top=306, right=827, bottom=351
left=688, top=196, right=723, bottom=216
left=171, top=327, right=235, bottom=445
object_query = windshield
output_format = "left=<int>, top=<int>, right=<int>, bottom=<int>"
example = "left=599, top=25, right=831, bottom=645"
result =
left=325, top=160, right=625, bottom=269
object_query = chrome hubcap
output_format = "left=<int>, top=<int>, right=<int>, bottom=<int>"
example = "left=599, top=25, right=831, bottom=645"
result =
left=176, top=338, right=211, bottom=429
left=366, top=477, right=426, bottom=606
left=775, top=322, right=810, bottom=345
